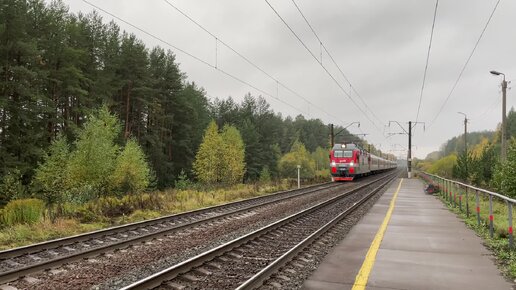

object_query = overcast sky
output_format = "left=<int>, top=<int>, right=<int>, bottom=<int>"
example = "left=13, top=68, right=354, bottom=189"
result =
left=62, top=0, right=516, bottom=159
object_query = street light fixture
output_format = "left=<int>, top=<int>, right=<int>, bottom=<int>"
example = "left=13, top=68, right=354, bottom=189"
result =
left=490, top=70, right=508, bottom=162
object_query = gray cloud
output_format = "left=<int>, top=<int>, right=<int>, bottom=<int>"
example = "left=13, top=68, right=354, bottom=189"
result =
left=63, top=0, right=516, bottom=158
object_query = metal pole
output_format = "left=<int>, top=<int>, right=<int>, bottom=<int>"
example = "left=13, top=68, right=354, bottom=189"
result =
left=501, top=78, right=507, bottom=162
left=297, top=165, right=301, bottom=189
left=464, top=116, right=468, bottom=177
left=453, top=182, right=456, bottom=207
left=330, top=124, right=334, bottom=148
left=466, top=187, right=469, bottom=218
left=509, top=203, right=513, bottom=248
left=489, top=195, right=494, bottom=238
left=476, top=190, right=480, bottom=226
left=408, top=121, right=412, bottom=179
left=459, top=185, right=462, bottom=212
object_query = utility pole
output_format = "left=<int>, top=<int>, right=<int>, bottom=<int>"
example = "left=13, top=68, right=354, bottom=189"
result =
left=389, top=121, right=425, bottom=179
left=458, top=112, right=468, bottom=177
left=490, top=70, right=508, bottom=162
left=329, top=122, right=360, bottom=148
left=330, top=124, right=334, bottom=148
left=408, top=121, right=412, bottom=179
left=502, top=77, right=508, bottom=162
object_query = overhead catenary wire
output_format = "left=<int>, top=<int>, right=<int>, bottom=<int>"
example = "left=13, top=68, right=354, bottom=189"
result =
left=427, top=0, right=501, bottom=128
left=290, top=0, right=385, bottom=126
left=415, top=0, right=439, bottom=123
left=161, top=0, right=345, bottom=125
left=264, top=0, right=383, bottom=134
left=81, top=0, right=309, bottom=117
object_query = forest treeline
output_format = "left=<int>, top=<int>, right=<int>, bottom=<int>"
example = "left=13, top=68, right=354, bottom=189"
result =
left=0, top=0, right=367, bottom=194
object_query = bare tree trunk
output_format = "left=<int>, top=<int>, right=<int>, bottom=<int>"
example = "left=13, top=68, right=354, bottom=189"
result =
left=124, top=81, right=132, bottom=139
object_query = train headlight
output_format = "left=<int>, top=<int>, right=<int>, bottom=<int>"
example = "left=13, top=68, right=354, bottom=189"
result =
left=331, top=161, right=336, bottom=167
left=350, top=162, right=354, bottom=166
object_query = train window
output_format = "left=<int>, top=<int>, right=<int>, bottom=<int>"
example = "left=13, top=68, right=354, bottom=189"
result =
left=334, top=150, right=353, bottom=158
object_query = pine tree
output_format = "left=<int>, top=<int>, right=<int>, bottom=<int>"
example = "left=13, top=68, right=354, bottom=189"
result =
left=33, top=134, right=70, bottom=206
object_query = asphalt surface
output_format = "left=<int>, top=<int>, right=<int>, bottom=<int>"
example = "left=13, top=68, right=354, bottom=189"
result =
left=303, top=177, right=513, bottom=290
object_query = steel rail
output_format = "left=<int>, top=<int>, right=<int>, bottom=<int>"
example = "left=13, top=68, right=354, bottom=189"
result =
left=237, top=174, right=396, bottom=289
left=0, top=182, right=342, bottom=284
left=0, top=182, right=334, bottom=260
left=120, top=172, right=397, bottom=290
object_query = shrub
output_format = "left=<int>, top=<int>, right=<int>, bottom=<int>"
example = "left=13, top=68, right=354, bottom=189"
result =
left=175, top=169, right=194, bottom=190
left=110, top=138, right=151, bottom=194
left=259, top=166, right=272, bottom=184
left=1, top=199, right=45, bottom=226
left=0, top=169, right=25, bottom=205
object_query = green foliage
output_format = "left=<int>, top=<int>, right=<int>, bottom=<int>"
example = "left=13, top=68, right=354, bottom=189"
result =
left=470, top=144, right=497, bottom=187
left=278, top=140, right=315, bottom=178
left=33, top=134, right=70, bottom=205
left=0, top=169, right=25, bottom=205
left=111, top=139, right=151, bottom=194
left=1, top=199, right=45, bottom=226
left=193, top=122, right=246, bottom=185
left=428, top=154, right=457, bottom=178
left=438, top=131, right=495, bottom=157
left=0, top=0, right=375, bottom=195
left=220, top=124, right=246, bottom=184
left=452, top=151, right=471, bottom=181
left=493, top=138, right=516, bottom=198
left=259, top=166, right=272, bottom=184
left=507, top=108, right=516, bottom=140
left=312, top=146, right=329, bottom=172
left=67, top=105, right=120, bottom=196
left=193, top=121, right=224, bottom=184
left=174, top=169, right=194, bottom=190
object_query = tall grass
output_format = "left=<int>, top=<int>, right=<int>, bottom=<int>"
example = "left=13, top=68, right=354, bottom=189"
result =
left=0, top=199, right=45, bottom=226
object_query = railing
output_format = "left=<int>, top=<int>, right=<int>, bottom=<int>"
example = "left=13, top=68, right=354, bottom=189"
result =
left=419, top=171, right=516, bottom=248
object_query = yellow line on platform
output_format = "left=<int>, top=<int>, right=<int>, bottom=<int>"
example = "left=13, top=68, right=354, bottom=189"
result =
left=352, top=178, right=403, bottom=290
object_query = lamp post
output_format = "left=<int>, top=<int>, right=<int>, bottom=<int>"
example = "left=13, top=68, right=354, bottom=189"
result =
left=490, top=70, right=508, bottom=162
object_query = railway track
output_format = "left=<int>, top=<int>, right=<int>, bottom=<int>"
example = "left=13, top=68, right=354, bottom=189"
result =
left=120, top=171, right=398, bottom=290
left=0, top=181, right=348, bottom=285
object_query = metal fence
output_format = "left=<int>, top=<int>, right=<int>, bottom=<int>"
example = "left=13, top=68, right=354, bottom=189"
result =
left=419, top=171, right=516, bottom=248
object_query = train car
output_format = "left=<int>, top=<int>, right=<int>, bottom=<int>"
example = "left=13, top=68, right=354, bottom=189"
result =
left=330, top=143, right=397, bottom=181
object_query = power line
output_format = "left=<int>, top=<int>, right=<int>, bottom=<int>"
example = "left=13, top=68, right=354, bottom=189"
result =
left=475, top=92, right=501, bottom=119
left=161, top=0, right=345, bottom=124
left=290, top=0, right=384, bottom=126
left=81, top=0, right=308, bottom=116
left=415, top=0, right=439, bottom=123
left=428, top=0, right=501, bottom=128
left=264, top=0, right=383, bottom=133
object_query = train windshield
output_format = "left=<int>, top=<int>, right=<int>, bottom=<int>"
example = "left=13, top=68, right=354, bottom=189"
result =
left=334, top=150, right=353, bottom=158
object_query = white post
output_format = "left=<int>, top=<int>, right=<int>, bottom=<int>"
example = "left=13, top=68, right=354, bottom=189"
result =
left=297, top=165, right=301, bottom=189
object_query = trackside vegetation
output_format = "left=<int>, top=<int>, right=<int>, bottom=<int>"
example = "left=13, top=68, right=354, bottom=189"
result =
left=426, top=180, right=516, bottom=280
left=0, top=0, right=397, bottom=249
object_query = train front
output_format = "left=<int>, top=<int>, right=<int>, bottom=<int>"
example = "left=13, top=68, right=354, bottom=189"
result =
left=330, top=144, right=357, bottom=181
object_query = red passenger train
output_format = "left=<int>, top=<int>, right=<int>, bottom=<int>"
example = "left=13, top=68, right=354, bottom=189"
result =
left=330, top=143, right=397, bottom=181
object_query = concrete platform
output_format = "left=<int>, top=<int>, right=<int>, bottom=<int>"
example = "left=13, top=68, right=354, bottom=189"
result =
left=303, top=178, right=513, bottom=290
